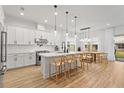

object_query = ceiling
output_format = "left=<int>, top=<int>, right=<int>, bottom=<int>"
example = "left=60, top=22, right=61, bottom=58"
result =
left=3, top=5, right=124, bottom=32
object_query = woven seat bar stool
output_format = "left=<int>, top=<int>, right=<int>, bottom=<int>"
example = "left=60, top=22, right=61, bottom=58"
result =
left=49, top=56, right=66, bottom=82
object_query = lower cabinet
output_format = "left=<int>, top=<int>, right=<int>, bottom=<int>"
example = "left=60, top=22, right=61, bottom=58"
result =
left=7, top=54, right=16, bottom=69
left=29, top=53, right=35, bottom=65
left=7, top=53, right=36, bottom=69
left=16, top=54, right=24, bottom=68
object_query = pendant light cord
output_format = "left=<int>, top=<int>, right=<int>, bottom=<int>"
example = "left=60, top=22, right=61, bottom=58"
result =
left=66, top=11, right=69, bottom=34
left=54, top=5, right=57, bottom=31
left=74, top=16, right=77, bottom=35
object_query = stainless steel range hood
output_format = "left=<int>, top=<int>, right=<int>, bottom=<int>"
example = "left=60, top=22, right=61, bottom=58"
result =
left=35, top=36, right=48, bottom=46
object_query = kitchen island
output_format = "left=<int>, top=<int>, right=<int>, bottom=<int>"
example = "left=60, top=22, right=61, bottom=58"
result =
left=39, top=51, right=105, bottom=79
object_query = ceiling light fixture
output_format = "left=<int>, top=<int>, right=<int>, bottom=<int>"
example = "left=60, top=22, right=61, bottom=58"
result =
left=107, top=23, right=110, bottom=26
left=72, top=20, right=74, bottom=23
left=20, top=7, right=24, bottom=16
left=54, top=5, right=57, bottom=36
left=44, top=20, right=48, bottom=23
left=20, top=12, right=24, bottom=16
left=54, top=12, right=58, bottom=16
left=60, top=24, right=63, bottom=27
left=74, top=16, right=77, bottom=38
left=66, top=11, right=69, bottom=36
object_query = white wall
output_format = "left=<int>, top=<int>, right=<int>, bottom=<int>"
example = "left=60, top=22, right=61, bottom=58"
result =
left=5, top=15, right=64, bottom=53
left=115, top=25, right=124, bottom=36
left=5, top=15, right=36, bottom=30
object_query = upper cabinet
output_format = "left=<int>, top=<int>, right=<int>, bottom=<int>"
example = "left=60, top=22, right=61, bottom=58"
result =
left=0, top=6, right=5, bottom=24
left=15, top=27, right=24, bottom=44
left=29, top=30, right=35, bottom=45
left=7, top=26, right=16, bottom=44
left=7, top=25, right=35, bottom=45
left=0, top=6, right=4, bottom=18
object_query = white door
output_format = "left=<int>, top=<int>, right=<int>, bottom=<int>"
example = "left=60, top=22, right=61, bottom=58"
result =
left=7, top=26, right=16, bottom=44
left=15, top=27, right=24, bottom=44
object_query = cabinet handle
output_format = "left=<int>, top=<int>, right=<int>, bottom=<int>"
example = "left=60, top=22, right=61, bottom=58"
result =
left=29, top=56, right=32, bottom=59
left=14, top=58, right=17, bottom=61
left=29, top=41, right=31, bottom=44
left=14, top=41, right=17, bottom=44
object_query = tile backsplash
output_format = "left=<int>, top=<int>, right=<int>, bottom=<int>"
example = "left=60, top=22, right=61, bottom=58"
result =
left=7, top=45, right=55, bottom=54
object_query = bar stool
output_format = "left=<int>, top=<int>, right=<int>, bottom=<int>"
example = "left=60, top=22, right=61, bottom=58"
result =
left=95, top=53, right=101, bottom=63
left=61, top=55, right=68, bottom=79
left=101, top=53, right=108, bottom=64
left=85, top=53, right=93, bottom=70
left=71, top=54, right=79, bottom=73
left=65, top=55, right=73, bottom=78
left=49, top=56, right=65, bottom=82
left=79, top=53, right=86, bottom=71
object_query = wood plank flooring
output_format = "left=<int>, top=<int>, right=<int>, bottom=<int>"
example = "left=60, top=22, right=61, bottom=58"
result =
left=3, top=62, right=124, bottom=88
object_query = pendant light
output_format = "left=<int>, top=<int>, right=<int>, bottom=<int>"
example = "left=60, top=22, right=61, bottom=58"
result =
left=54, top=5, right=57, bottom=36
left=74, top=16, right=77, bottom=38
left=20, top=7, right=24, bottom=16
left=65, top=11, right=69, bottom=36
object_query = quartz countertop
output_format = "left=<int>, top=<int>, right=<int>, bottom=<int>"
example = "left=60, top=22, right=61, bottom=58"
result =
left=39, top=51, right=105, bottom=57
left=39, top=51, right=84, bottom=57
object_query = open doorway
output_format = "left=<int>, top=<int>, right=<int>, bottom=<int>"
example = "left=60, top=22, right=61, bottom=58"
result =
left=114, top=36, right=124, bottom=62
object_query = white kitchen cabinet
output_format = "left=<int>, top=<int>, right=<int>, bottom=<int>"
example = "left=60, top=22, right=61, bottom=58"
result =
left=7, top=54, right=16, bottom=69
left=29, top=53, right=35, bottom=65
left=22, top=29, right=35, bottom=45
left=23, top=29, right=29, bottom=44
left=7, top=25, right=36, bottom=45
left=29, top=30, right=35, bottom=45
left=15, top=27, right=24, bottom=44
left=0, top=6, right=4, bottom=20
left=23, top=53, right=35, bottom=66
left=23, top=53, right=30, bottom=66
left=16, top=54, right=24, bottom=67
left=7, top=52, right=35, bottom=69
left=7, top=26, right=16, bottom=44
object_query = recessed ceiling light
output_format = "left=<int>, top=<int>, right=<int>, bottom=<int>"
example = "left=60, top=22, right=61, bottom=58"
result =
left=107, top=23, right=110, bottom=26
left=54, top=12, right=58, bottom=16
left=60, top=24, right=63, bottom=27
left=72, top=20, right=74, bottom=23
left=44, top=20, right=48, bottom=23
left=20, top=12, right=24, bottom=16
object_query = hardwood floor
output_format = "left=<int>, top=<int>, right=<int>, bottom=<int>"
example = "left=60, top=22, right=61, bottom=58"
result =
left=3, top=62, right=124, bottom=88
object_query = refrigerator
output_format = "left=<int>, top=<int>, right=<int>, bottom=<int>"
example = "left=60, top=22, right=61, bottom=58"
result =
left=0, top=22, right=7, bottom=88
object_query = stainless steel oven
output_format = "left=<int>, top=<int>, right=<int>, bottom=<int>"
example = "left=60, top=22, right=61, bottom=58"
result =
left=36, top=50, right=49, bottom=66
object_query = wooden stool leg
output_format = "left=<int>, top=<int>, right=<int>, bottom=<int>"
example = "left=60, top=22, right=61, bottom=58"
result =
left=55, top=65, right=58, bottom=82
left=87, top=63, right=88, bottom=70
left=64, top=63, right=66, bottom=79
left=76, top=60, right=78, bottom=72
left=49, top=63, right=51, bottom=78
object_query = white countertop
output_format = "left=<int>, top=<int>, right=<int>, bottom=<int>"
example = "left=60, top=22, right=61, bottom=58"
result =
left=39, top=51, right=105, bottom=57
left=39, top=51, right=84, bottom=57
